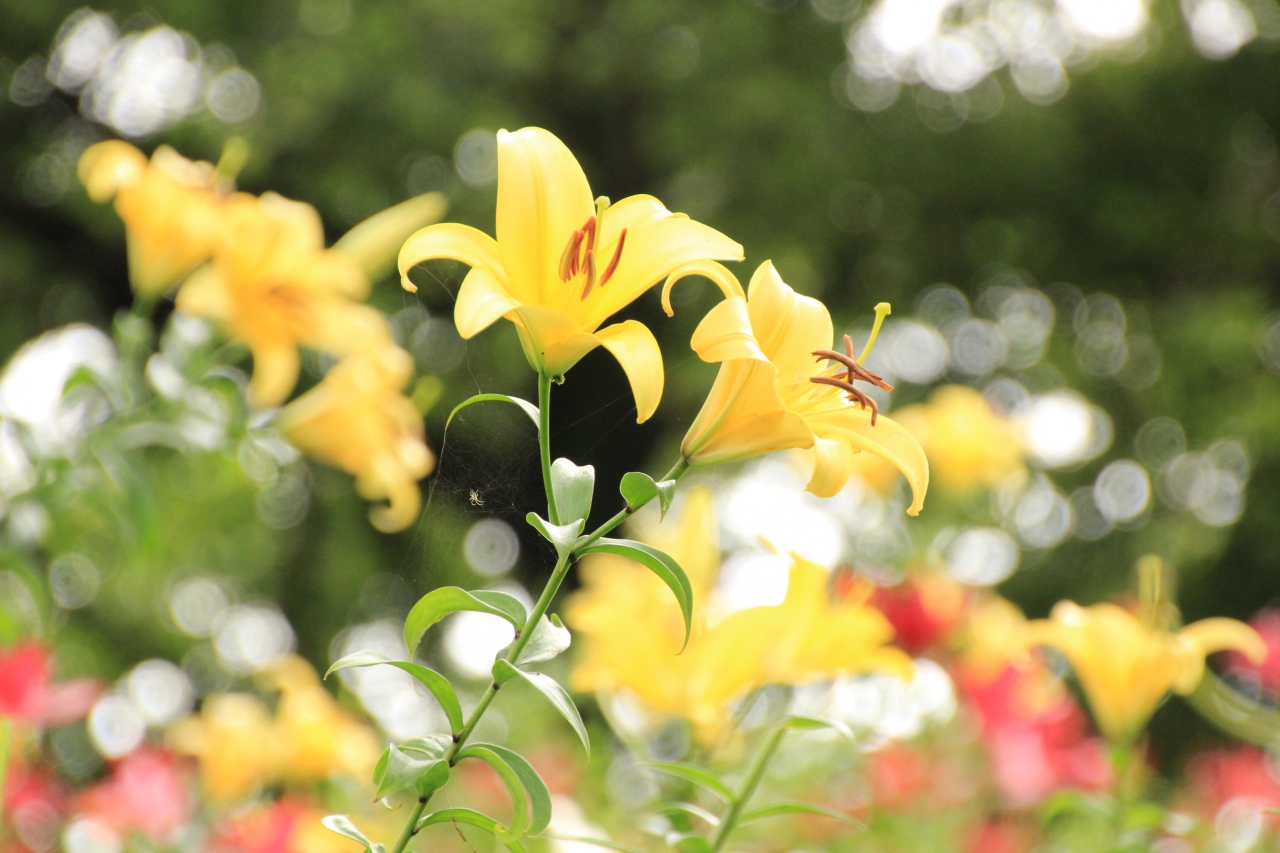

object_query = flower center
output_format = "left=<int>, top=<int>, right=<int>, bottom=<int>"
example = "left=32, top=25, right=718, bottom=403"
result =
left=809, top=304, right=893, bottom=425
left=558, top=215, right=628, bottom=300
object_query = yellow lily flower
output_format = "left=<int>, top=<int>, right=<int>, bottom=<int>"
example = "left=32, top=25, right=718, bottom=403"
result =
left=566, top=488, right=911, bottom=744
left=1026, top=600, right=1265, bottom=743
left=176, top=192, right=392, bottom=407
left=891, top=385, right=1025, bottom=493
left=167, top=656, right=380, bottom=800
left=78, top=140, right=228, bottom=297
left=279, top=346, right=434, bottom=533
left=666, top=261, right=928, bottom=514
left=397, top=127, right=743, bottom=422
left=167, top=693, right=276, bottom=802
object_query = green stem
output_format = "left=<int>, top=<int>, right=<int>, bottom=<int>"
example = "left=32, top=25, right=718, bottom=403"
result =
left=710, top=725, right=786, bottom=853
left=574, top=458, right=689, bottom=553
left=389, top=550, right=574, bottom=853
left=538, top=372, right=559, bottom=525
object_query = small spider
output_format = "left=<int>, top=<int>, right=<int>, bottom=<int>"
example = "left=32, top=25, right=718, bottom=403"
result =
left=468, top=489, right=485, bottom=507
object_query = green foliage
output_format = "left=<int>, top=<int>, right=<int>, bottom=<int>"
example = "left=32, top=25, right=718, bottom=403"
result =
left=321, top=815, right=387, bottom=853
left=575, top=538, right=693, bottom=650
left=491, top=659, right=590, bottom=758
left=550, top=457, right=595, bottom=524
left=619, top=471, right=676, bottom=518
left=325, top=651, right=465, bottom=735
left=444, top=393, right=540, bottom=432
left=402, top=586, right=527, bottom=655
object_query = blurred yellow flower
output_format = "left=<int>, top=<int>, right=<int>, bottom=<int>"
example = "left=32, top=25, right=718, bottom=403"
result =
left=279, top=346, right=434, bottom=533
left=667, top=261, right=928, bottom=514
left=177, top=192, right=391, bottom=407
left=566, top=488, right=911, bottom=743
left=957, top=594, right=1033, bottom=681
left=167, top=656, right=380, bottom=800
left=891, top=385, right=1025, bottom=493
left=1026, top=601, right=1265, bottom=743
left=78, top=140, right=227, bottom=297
left=398, top=127, right=742, bottom=422
left=167, top=692, right=275, bottom=802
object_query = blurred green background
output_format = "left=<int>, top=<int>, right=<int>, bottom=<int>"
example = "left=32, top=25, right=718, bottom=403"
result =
left=3, top=0, right=1280, bottom=770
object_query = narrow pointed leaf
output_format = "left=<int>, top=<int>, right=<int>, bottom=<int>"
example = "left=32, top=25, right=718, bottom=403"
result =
left=373, top=745, right=449, bottom=800
left=619, top=472, right=676, bottom=519
left=417, top=808, right=528, bottom=853
left=326, top=651, right=464, bottom=735
left=575, top=538, right=692, bottom=650
left=739, top=802, right=862, bottom=828
left=665, top=832, right=712, bottom=853
left=404, top=587, right=527, bottom=655
left=398, top=735, right=452, bottom=759
left=504, top=614, right=570, bottom=667
left=552, top=458, right=595, bottom=524
left=445, top=394, right=540, bottom=431
left=492, top=660, right=590, bottom=758
left=482, top=744, right=553, bottom=836
left=654, top=803, right=721, bottom=826
left=640, top=763, right=733, bottom=802
left=783, top=714, right=854, bottom=740
left=457, top=745, right=530, bottom=841
left=321, top=815, right=387, bottom=853
left=526, top=513, right=585, bottom=561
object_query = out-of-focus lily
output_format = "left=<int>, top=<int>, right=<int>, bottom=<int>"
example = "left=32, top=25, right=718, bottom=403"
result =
left=566, top=488, right=911, bottom=743
left=209, top=797, right=367, bottom=853
left=78, top=141, right=228, bottom=297
left=890, top=385, right=1025, bottom=493
left=78, top=748, right=193, bottom=844
left=398, top=127, right=742, bottom=422
left=167, top=656, right=379, bottom=801
left=867, top=571, right=967, bottom=656
left=279, top=346, right=434, bottom=533
left=176, top=193, right=391, bottom=407
left=1026, top=599, right=1266, bottom=743
left=666, top=261, right=928, bottom=513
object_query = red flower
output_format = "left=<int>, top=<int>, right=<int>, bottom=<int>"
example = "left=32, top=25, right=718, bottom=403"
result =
left=1184, top=747, right=1280, bottom=815
left=77, top=749, right=193, bottom=843
left=0, top=643, right=101, bottom=726
left=960, top=664, right=1110, bottom=806
left=866, top=573, right=966, bottom=656
left=4, top=764, right=69, bottom=853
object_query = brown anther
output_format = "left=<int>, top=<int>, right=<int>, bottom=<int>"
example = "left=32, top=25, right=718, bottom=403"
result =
left=558, top=228, right=586, bottom=282
left=812, top=350, right=894, bottom=391
left=598, top=228, right=627, bottom=288
left=810, top=375, right=882, bottom=425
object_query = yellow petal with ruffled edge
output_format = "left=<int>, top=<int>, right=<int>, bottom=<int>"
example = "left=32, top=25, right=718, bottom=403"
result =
left=1171, top=618, right=1266, bottom=694
left=495, top=128, right=595, bottom=304
left=661, top=259, right=747, bottom=315
left=807, top=408, right=929, bottom=515
left=594, top=320, right=664, bottom=423
left=689, top=296, right=768, bottom=363
left=78, top=140, right=146, bottom=202
left=398, top=222, right=505, bottom=294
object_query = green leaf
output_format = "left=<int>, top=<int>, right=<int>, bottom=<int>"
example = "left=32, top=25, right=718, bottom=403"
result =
left=665, top=832, right=712, bottom=853
left=619, top=472, right=676, bottom=519
left=321, top=815, right=387, bottom=853
left=456, top=743, right=553, bottom=839
left=492, top=660, right=590, bottom=758
left=373, top=744, right=450, bottom=800
left=639, top=763, right=733, bottom=803
left=782, top=714, right=854, bottom=740
left=526, top=513, right=585, bottom=561
left=552, top=458, right=595, bottom=524
left=457, top=745, right=529, bottom=841
left=417, top=808, right=528, bottom=853
left=398, top=735, right=452, bottom=758
left=403, top=587, right=528, bottom=655
left=445, top=394, right=540, bottom=432
left=538, top=837, right=645, bottom=853
left=654, top=803, right=721, bottom=827
left=575, top=538, right=692, bottom=651
left=739, top=802, right=862, bottom=828
left=504, top=614, right=570, bottom=667
left=325, top=651, right=464, bottom=735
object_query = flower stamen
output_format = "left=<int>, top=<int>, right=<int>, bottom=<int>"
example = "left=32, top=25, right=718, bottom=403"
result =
left=598, top=228, right=627, bottom=288
left=810, top=333, right=893, bottom=425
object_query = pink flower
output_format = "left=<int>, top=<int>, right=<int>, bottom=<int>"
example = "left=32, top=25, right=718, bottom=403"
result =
left=4, top=764, right=69, bottom=853
left=78, top=749, right=193, bottom=844
left=1184, top=747, right=1280, bottom=814
left=0, top=643, right=101, bottom=726
left=960, top=664, right=1111, bottom=806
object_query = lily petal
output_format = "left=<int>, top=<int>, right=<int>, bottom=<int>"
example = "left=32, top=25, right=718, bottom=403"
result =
left=805, top=427, right=857, bottom=499
left=1172, top=618, right=1266, bottom=694
left=682, top=360, right=813, bottom=465
left=594, top=320, right=665, bottom=423
left=78, top=140, right=146, bottom=202
left=583, top=215, right=744, bottom=329
left=455, top=266, right=522, bottom=339
left=248, top=341, right=302, bottom=409
left=808, top=408, right=930, bottom=515
left=496, top=128, right=595, bottom=305
left=660, top=259, right=747, bottom=316
left=174, top=267, right=231, bottom=321
left=746, top=262, right=833, bottom=395
left=398, top=222, right=505, bottom=293
left=337, top=192, right=448, bottom=282
left=510, top=304, right=601, bottom=376
left=689, top=296, right=767, bottom=363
